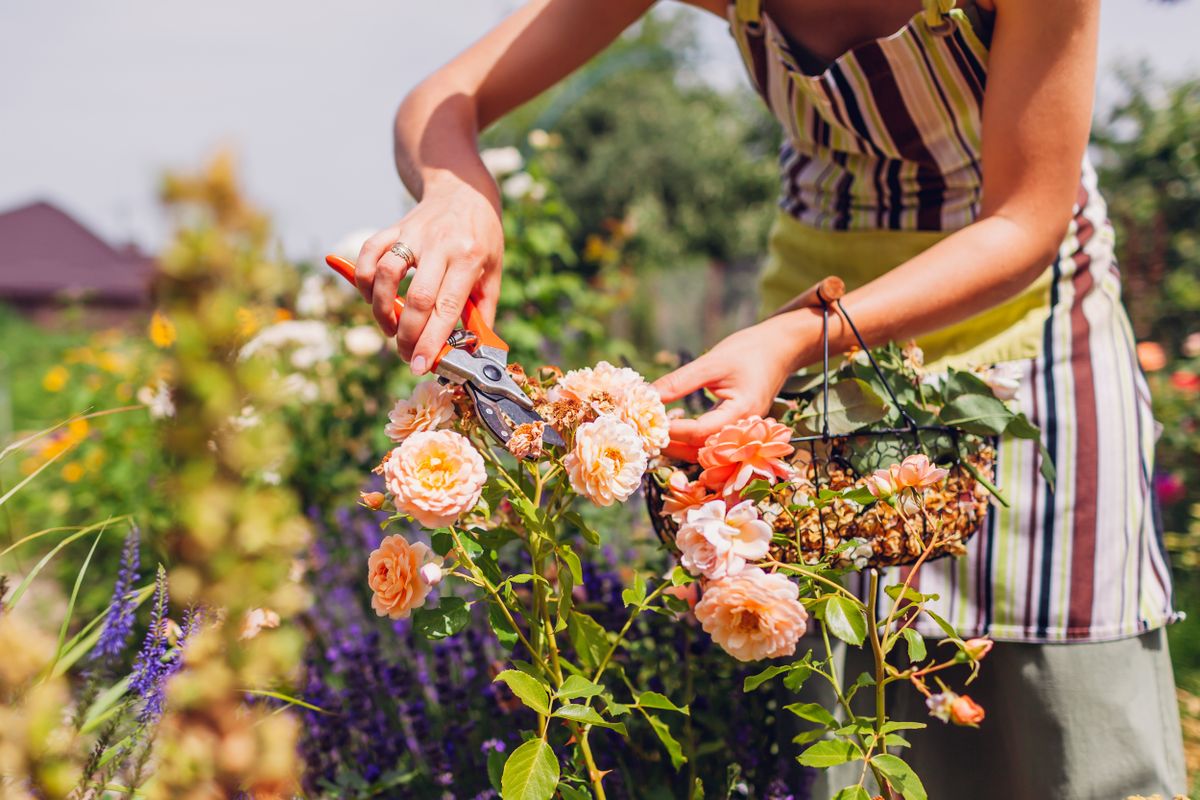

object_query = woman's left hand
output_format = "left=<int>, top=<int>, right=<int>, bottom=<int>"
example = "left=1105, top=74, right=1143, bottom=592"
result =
left=652, top=312, right=818, bottom=460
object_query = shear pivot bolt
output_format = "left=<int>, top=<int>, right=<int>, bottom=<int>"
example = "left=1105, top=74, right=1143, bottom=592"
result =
left=482, top=364, right=503, bottom=381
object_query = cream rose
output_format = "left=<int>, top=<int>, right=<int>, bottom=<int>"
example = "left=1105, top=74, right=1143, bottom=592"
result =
left=384, top=430, right=487, bottom=527
left=694, top=568, right=808, bottom=662
left=367, top=535, right=441, bottom=619
left=551, top=361, right=668, bottom=456
left=675, top=500, right=771, bottom=580
left=564, top=414, right=648, bottom=507
left=385, top=381, right=457, bottom=443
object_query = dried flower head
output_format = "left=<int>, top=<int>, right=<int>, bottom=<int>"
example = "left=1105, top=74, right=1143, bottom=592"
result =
left=506, top=421, right=545, bottom=460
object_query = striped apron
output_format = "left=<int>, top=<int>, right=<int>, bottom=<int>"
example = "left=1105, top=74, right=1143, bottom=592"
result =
left=729, top=0, right=1179, bottom=641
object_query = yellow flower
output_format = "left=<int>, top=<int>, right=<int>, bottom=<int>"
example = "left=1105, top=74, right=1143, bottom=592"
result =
left=236, top=307, right=259, bottom=338
left=42, top=365, right=69, bottom=393
left=67, top=419, right=89, bottom=441
left=149, top=310, right=177, bottom=348
left=61, top=462, right=84, bottom=483
left=96, top=350, right=128, bottom=375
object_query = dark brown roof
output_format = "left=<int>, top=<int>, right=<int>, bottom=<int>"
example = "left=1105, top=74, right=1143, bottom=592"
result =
left=0, top=200, right=155, bottom=305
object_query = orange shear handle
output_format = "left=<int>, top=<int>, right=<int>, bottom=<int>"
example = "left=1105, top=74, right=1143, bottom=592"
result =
left=323, top=254, right=507, bottom=368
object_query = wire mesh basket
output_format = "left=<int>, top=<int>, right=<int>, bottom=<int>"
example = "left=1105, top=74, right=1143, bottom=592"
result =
left=646, top=277, right=995, bottom=569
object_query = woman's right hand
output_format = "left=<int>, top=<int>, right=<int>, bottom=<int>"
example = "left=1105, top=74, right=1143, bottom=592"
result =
left=353, top=177, right=504, bottom=375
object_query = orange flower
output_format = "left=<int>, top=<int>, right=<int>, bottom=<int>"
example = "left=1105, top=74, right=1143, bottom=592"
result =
left=367, top=534, right=441, bottom=619
left=693, top=568, right=808, bottom=661
left=866, top=454, right=948, bottom=499
left=359, top=491, right=386, bottom=511
left=661, top=469, right=714, bottom=522
left=698, top=416, right=795, bottom=496
left=949, top=694, right=985, bottom=726
left=1136, top=341, right=1167, bottom=372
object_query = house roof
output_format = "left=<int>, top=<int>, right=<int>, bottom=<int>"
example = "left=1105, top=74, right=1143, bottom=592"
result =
left=0, top=200, right=155, bottom=304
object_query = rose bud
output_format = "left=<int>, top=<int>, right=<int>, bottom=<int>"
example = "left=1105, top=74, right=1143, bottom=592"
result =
left=963, top=637, right=994, bottom=661
left=360, top=491, right=386, bottom=511
left=949, top=694, right=985, bottom=727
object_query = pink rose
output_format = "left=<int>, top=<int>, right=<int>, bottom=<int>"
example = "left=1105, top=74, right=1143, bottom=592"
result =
left=384, top=430, right=487, bottom=528
left=698, top=416, right=795, bottom=497
left=694, top=568, right=808, bottom=662
left=675, top=500, right=771, bottom=580
left=367, top=535, right=441, bottom=619
left=661, top=469, right=716, bottom=522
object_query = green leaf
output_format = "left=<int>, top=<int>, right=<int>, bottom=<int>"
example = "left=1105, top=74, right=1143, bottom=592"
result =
left=783, top=702, right=838, bottom=728
left=871, top=754, right=927, bottom=800
left=412, top=597, right=471, bottom=640
left=556, top=675, right=603, bottom=701
left=501, top=738, right=559, bottom=800
left=832, top=787, right=872, bottom=800
left=922, top=608, right=959, bottom=640
left=791, top=728, right=828, bottom=745
left=621, top=571, right=647, bottom=608
left=558, top=545, right=584, bottom=585
left=743, top=664, right=791, bottom=693
left=900, top=628, right=927, bottom=662
left=488, top=603, right=520, bottom=651
left=797, top=739, right=862, bottom=768
left=880, top=720, right=927, bottom=733
left=553, top=704, right=627, bottom=734
left=941, top=368, right=996, bottom=402
left=567, top=612, right=609, bottom=673
left=431, top=529, right=455, bottom=557
left=783, top=663, right=814, bottom=691
left=558, top=785, right=592, bottom=800
left=644, top=713, right=687, bottom=770
left=939, top=393, right=1013, bottom=436
left=823, top=596, right=867, bottom=646
left=494, top=670, right=551, bottom=716
left=884, top=584, right=934, bottom=604
left=796, top=378, right=888, bottom=436
left=563, top=511, right=599, bottom=546
left=488, top=749, right=506, bottom=792
left=637, top=691, right=688, bottom=715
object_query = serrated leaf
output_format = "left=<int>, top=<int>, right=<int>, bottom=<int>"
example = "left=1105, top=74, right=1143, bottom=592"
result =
left=553, top=704, right=627, bottom=734
left=743, top=664, right=791, bottom=692
left=880, top=720, right=927, bottom=733
left=412, top=597, right=470, bottom=640
left=637, top=691, right=688, bottom=715
left=494, top=670, right=551, bottom=716
left=556, top=675, right=603, bottom=701
left=644, top=713, right=686, bottom=770
left=797, top=739, right=862, bottom=768
left=884, top=584, right=932, bottom=604
left=791, top=728, right=827, bottom=745
left=796, top=378, right=888, bottom=436
left=901, top=628, right=927, bottom=662
left=871, top=754, right=927, bottom=800
left=823, top=596, right=867, bottom=646
left=783, top=702, right=837, bottom=728
left=922, top=609, right=959, bottom=640
left=501, top=738, right=559, bottom=800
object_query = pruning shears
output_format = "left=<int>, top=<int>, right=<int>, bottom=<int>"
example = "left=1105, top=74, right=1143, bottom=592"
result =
left=324, top=255, right=565, bottom=452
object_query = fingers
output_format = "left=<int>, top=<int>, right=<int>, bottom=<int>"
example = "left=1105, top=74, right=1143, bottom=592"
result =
left=669, top=400, right=754, bottom=449
left=662, top=440, right=700, bottom=462
left=395, top=252, right=448, bottom=370
left=354, top=227, right=398, bottom=304
left=371, top=246, right=416, bottom=336
left=652, top=359, right=716, bottom=404
left=409, top=257, right=481, bottom=376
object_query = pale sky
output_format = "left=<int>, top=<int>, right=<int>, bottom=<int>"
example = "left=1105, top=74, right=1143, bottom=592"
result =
left=2, top=1, right=1198, bottom=258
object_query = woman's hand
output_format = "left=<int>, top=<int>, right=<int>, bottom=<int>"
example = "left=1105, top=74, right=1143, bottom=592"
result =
left=353, top=179, right=503, bottom=375
left=652, top=311, right=821, bottom=460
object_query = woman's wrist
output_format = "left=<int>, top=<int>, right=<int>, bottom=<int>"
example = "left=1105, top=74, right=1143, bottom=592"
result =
left=757, top=307, right=825, bottom=374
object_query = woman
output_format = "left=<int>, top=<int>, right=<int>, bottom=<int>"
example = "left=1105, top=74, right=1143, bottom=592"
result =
left=352, top=1, right=1186, bottom=796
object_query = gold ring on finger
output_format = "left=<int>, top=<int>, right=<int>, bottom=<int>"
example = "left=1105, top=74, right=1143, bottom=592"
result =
left=389, top=241, right=417, bottom=269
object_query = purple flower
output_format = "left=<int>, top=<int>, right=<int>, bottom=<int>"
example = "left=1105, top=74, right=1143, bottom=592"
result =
left=92, top=526, right=140, bottom=661
left=129, top=567, right=200, bottom=726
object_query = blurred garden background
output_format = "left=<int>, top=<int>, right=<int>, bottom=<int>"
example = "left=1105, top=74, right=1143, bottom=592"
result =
left=1, top=3, right=1199, bottom=798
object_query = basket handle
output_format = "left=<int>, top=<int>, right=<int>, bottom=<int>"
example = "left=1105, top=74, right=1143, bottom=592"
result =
left=769, top=276, right=845, bottom=317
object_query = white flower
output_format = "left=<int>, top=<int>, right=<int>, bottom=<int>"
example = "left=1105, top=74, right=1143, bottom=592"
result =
left=240, top=320, right=336, bottom=371
left=528, top=129, right=552, bottom=149
left=480, top=146, right=523, bottom=177
left=137, top=380, right=175, bottom=419
left=982, top=362, right=1023, bottom=402
left=564, top=414, right=648, bottom=506
left=344, top=324, right=385, bottom=356
left=675, top=500, right=771, bottom=580
left=502, top=172, right=546, bottom=202
left=295, top=274, right=328, bottom=318
left=281, top=373, right=320, bottom=402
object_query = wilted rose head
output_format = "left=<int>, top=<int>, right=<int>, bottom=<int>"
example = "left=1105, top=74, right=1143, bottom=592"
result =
left=384, top=429, right=487, bottom=528
left=550, top=361, right=667, bottom=456
left=698, top=416, right=795, bottom=496
left=693, top=568, right=808, bottom=661
left=385, top=381, right=457, bottom=443
left=506, top=421, right=546, bottom=460
left=367, top=535, right=441, bottom=620
left=949, top=694, right=985, bottom=726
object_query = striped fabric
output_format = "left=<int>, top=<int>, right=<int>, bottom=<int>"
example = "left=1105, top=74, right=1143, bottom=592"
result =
left=730, top=0, right=1179, bottom=641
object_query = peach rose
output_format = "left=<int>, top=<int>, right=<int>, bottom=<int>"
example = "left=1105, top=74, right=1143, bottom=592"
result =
left=963, top=637, right=994, bottom=661
left=384, top=430, right=487, bottom=528
left=550, top=361, right=668, bottom=455
left=564, top=414, right=648, bottom=506
left=693, top=568, right=808, bottom=662
left=240, top=607, right=281, bottom=640
left=1136, top=341, right=1167, bottom=372
left=367, top=534, right=441, bottom=619
left=698, top=416, right=795, bottom=496
left=949, top=694, right=985, bottom=726
left=675, top=500, right=771, bottom=580
left=866, top=454, right=949, bottom=499
left=661, top=469, right=715, bottom=522
left=359, top=491, right=386, bottom=510
left=385, top=381, right=457, bottom=443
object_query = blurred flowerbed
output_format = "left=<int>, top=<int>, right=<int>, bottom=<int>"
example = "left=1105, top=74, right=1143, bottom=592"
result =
left=1, top=37, right=1198, bottom=798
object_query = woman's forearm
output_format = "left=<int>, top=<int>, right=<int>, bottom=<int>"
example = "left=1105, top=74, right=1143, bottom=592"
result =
left=770, top=213, right=1065, bottom=371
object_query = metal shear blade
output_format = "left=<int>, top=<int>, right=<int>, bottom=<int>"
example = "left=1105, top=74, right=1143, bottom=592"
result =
left=464, top=382, right=567, bottom=450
